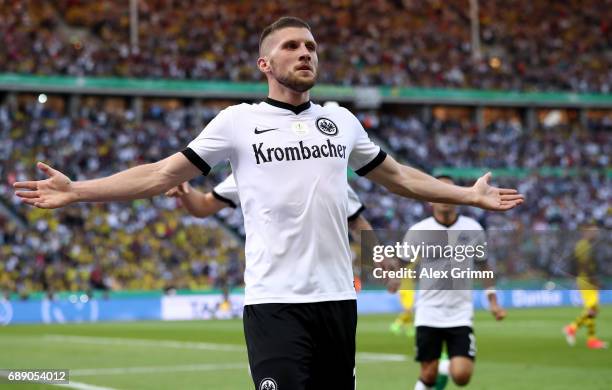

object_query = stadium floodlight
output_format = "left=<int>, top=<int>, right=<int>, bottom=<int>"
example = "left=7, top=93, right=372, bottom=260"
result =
left=543, top=110, right=563, bottom=127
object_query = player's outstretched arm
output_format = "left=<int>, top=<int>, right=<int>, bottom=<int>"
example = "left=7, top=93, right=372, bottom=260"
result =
left=365, top=155, right=524, bottom=211
left=165, top=182, right=227, bottom=218
left=13, top=152, right=201, bottom=209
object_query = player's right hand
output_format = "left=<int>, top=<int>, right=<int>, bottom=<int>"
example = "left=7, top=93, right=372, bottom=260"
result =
left=165, top=182, right=191, bottom=198
left=471, top=172, right=524, bottom=211
left=490, top=305, right=507, bottom=321
left=13, top=162, right=76, bottom=209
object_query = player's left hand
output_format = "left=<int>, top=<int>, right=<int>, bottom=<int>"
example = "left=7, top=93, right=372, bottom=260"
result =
left=490, top=305, right=507, bottom=321
left=472, top=172, right=524, bottom=211
left=385, top=275, right=401, bottom=293
left=165, top=182, right=191, bottom=197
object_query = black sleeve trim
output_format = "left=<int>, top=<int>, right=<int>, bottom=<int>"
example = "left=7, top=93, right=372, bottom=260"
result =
left=347, top=205, right=366, bottom=222
left=181, top=148, right=211, bottom=176
left=355, top=150, right=387, bottom=176
left=212, top=190, right=237, bottom=208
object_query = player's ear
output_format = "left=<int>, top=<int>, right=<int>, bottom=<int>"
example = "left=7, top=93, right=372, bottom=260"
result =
left=257, top=57, right=270, bottom=73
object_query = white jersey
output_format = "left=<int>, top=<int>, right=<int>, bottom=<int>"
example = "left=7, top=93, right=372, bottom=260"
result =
left=405, top=215, right=485, bottom=328
left=346, top=184, right=365, bottom=221
left=211, top=175, right=240, bottom=208
left=213, top=174, right=365, bottom=220
left=184, top=98, right=384, bottom=305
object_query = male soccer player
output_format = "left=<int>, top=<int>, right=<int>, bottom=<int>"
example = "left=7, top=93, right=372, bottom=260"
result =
left=405, top=176, right=507, bottom=390
left=390, top=271, right=416, bottom=337
left=14, top=17, right=523, bottom=389
left=563, top=224, right=608, bottom=349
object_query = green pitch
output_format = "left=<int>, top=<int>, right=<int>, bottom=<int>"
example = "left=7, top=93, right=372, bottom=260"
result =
left=0, top=307, right=610, bottom=389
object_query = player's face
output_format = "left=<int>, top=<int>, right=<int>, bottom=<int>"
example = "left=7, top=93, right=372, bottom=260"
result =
left=261, top=27, right=318, bottom=92
left=430, top=178, right=457, bottom=213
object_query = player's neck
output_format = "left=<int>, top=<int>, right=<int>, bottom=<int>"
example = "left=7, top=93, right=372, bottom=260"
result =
left=267, top=82, right=310, bottom=106
left=433, top=211, right=458, bottom=227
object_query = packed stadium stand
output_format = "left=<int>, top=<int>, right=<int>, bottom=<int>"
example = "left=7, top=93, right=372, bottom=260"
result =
left=1, top=0, right=611, bottom=92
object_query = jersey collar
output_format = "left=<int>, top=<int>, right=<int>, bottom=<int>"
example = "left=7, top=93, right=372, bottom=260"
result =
left=433, top=214, right=460, bottom=228
left=264, top=97, right=311, bottom=115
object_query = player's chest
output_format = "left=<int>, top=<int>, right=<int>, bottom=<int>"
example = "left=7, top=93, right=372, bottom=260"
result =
left=241, top=115, right=350, bottom=142
left=235, top=115, right=352, bottom=165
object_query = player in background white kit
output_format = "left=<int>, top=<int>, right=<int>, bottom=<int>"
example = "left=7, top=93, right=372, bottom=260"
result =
left=406, top=176, right=507, bottom=390
left=14, top=17, right=523, bottom=389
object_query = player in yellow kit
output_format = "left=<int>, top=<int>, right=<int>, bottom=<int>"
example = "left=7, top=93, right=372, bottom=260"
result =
left=563, top=225, right=608, bottom=349
left=390, top=266, right=416, bottom=337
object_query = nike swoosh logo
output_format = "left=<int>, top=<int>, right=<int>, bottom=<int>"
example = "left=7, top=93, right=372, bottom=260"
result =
left=254, top=127, right=280, bottom=134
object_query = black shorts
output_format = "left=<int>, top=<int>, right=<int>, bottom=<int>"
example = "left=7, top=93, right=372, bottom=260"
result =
left=244, top=300, right=357, bottom=390
left=415, top=326, right=476, bottom=362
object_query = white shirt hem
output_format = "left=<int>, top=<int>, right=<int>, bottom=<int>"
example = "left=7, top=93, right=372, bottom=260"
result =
left=414, top=321, right=474, bottom=328
left=244, top=291, right=357, bottom=305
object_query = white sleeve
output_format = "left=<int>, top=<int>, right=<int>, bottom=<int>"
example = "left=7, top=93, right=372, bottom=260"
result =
left=182, top=107, right=235, bottom=175
left=459, top=221, right=487, bottom=263
left=347, top=185, right=365, bottom=221
left=212, top=175, right=240, bottom=208
left=345, top=109, right=386, bottom=176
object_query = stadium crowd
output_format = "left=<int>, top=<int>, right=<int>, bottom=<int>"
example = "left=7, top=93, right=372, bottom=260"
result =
left=1, top=0, right=611, bottom=92
left=1, top=97, right=610, bottom=297
left=0, top=99, right=243, bottom=297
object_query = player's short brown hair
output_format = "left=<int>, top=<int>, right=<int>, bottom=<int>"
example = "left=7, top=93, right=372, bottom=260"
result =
left=259, top=16, right=311, bottom=53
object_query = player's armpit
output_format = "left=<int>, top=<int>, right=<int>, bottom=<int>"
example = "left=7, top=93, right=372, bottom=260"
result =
left=156, top=152, right=204, bottom=191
